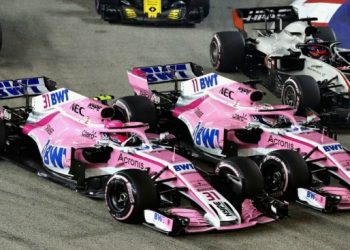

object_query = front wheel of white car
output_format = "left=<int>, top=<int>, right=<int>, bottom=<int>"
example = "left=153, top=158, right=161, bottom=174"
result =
left=260, top=150, right=310, bottom=200
left=210, top=31, right=246, bottom=72
left=105, top=169, right=158, bottom=223
left=281, top=75, right=320, bottom=115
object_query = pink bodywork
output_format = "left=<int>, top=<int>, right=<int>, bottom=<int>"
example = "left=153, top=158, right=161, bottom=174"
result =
left=15, top=88, right=274, bottom=233
left=128, top=71, right=350, bottom=210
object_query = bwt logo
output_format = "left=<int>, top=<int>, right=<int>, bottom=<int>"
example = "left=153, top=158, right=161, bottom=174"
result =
left=306, top=191, right=316, bottom=201
left=173, top=163, right=195, bottom=172
left=193, top=123, right=219, bottom=149
left=139, top=64, right=189, bottom=83
left=323, top=143, right=343, bottom=153
left=199, top=74, right=218, bottom=90
left=0, top=78, right=42, bottom=98
left=42, top=140, right=67, bottom=169
left=43, top=89, right=69, bottom=109
left=154, top=213, right=164, bottom=222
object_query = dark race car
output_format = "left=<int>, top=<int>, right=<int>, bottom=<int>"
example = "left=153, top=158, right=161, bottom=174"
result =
left=95, top=0, right=209, bottom=24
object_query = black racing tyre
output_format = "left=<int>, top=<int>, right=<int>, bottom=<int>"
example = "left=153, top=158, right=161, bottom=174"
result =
left=0, top=120, right=7, bottom=155
left=105, top=169, right=158, bottom=223
left=113, top=96, right=157, bottom=128
left=281, top=75, right=320, bottom=115
left=210, top=31, right=245, bottom=72
left=316, top=27, right=337, bottom=42
left=260, top=150, right=310, bottom=200
left=215, top=157, right=264, bottom=201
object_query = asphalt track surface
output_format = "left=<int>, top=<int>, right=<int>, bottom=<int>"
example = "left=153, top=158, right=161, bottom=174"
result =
left=1, top=0, right=350, bottom=249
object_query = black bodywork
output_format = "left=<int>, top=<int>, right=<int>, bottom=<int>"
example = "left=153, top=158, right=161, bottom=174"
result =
left=96, top=0, right=209, bottom=24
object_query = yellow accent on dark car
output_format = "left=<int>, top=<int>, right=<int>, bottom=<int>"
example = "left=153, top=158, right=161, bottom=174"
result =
left=124, top=7, right=137, bottom=19
left=144, top=0, right=162, bottom=18
left=168, top=9, right=181, bottom=20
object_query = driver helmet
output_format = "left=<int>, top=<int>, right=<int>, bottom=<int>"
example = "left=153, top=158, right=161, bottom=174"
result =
left=305, top=37, right=330, bottom=60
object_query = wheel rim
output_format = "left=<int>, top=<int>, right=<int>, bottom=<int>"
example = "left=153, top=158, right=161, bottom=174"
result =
left=210, top=40, right=219, bottom=66
left=109, top=179, right=131, bottom=215
left=283, top=85, right=297, bottom=107
left=261, top=162, right=287, bottom=195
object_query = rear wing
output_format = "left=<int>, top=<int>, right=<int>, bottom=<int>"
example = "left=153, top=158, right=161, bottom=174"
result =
left=128, top=62, right=203, bottom=98
left=233, top=6, right=298, bottom=31
left=0, top=76, right=56, bottom=99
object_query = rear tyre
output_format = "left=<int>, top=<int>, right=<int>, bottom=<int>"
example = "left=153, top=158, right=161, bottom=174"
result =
left=210, top=31, right=245, bottom=72
left=281, top=75, right=320, bottom=115
left=260, top=150, right=310, bottom=200
left=105, top=169, right=158, bottom=223
left=0, top=120, right=7, bottom=156
left=317, top=27, right=337, bottom=42
left=113, top=96, right=157, bottom=128
left=215, top=157, right=264, bottom=202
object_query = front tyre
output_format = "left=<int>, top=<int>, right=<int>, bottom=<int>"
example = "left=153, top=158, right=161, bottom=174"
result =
left=215, top=157, right=264, bottom=202
left=210, top=31, right=245, bottom=72
left=105, top=169, right=158, bottom=223
left=282, top=75, right=320, bottom=115
left=260, top=150, right=310, bottom=200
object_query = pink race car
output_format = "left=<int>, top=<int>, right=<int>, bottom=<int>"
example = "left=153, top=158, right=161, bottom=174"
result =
left=0, top=76, right=286, bottom=235
left=121, top=62, right=350, bottom=212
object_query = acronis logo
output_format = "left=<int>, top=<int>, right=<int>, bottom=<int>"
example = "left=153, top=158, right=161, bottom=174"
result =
left=42, top=140, right=67, bottom=169
left=193, top=123, right=219, bottom=149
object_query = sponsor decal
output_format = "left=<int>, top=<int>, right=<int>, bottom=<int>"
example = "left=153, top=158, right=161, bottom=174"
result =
left=135, top=145, right=162, bottom=151
left=82, top=130, right=97, bottom=140
left=220, top=87, right=235, bottom=100
left=306, top=66, right=326, bottom=77
left=118, top=153, right=144, bottom=169
left=42, top=140, right=67, bottom=169
left=173, top=163, right=195, bottom=172
left=213, top=201, right=233, bottom=217
left=237, top=86, right=252, bottom=95
left=306, top=190, right=317, bottom=200
left=71, top=103, right=85, bottom=116
left=192, top=74, right=218, bottom=92
left=87, top=103, right=102, bottom=111
left=42, top=89, right=69, bottom=109
left=0, top=78, right=42, bottom=98
left=202, top=191, right=220, bottom=201
left=194, top=108, right=204, bottom=118
left=139, top=64, right=189, bottom=83
left=190, top=179, right=212, bottom=192
left=243, top=8, right=294, bottom=22
left=267, top=135, right=294, bottom=149
left=193, top=123, right=219, bottom=149
left=232, top=113, right=247, bottom=122
left=44, top=124, right=54, bottom=135
left=322, top=143, right=343, bottom=153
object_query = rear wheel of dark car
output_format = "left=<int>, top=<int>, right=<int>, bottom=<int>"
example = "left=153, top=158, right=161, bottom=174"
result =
left=0, top=120, right=7, bottom=156
left=113, top=96, right=157, bottom=128
left=105, top=169, right=158, bottom=223
left=281, top=75, right=320, bottom=115
left=260, top=150, right=310, bottom=200
left=317, top=27, right=337, bottom=41
left=210, top=31, right=246, bottom=72
left=215, top=157, right=264, bottom=204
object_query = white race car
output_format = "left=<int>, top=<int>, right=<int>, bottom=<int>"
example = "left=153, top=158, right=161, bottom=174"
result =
left=210, top=6, right=350, bottom=127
